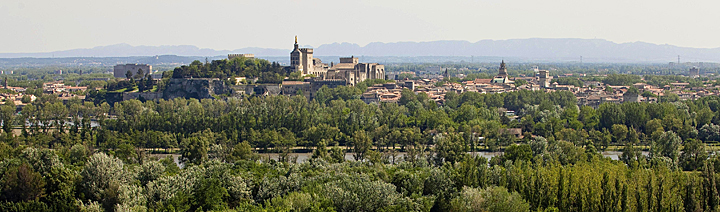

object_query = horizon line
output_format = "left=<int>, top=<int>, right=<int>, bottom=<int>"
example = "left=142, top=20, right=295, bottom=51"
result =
left=3, top=37, right=720, bottom=55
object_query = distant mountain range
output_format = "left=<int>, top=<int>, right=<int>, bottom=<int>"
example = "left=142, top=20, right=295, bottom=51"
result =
left=0, top=44, right=289, bottom=58
left=3, top=39, right=720, bottom=63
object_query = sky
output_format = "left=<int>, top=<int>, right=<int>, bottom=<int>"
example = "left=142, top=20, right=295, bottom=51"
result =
left=1, top=0, right=719, bottom=53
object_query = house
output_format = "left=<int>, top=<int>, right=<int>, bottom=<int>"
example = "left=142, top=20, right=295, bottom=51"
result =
left=499, top=128, right=523, bottom=139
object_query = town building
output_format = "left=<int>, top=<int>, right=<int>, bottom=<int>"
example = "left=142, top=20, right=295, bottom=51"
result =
left=326, top=56, right=385, bottom=86
left=538, top=69, right=551, bottom=88
left=689, top=66, right=700, bottom=77
left=623, top=92, right=640, bottom=103
left=290, top=36, right=384, bottom=86
left=492, top=60, right=514, bottom=84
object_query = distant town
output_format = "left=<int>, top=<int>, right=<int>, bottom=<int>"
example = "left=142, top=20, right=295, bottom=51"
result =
left=1, top=37, right=717, bottom=110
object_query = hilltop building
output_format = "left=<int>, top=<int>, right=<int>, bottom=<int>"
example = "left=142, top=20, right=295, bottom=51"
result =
left=492, top=60, right=513, bottom=84
left=228, top=54, right=254, bottom=60
left=689, top=66, right=700, bottom=77
left=114, top=64, right=152, bottom=79
left=290, top=36, right=329, bottom=77
left=290, top=37, right=384, bottom=86
left=326, top=56, right=385, bottom=86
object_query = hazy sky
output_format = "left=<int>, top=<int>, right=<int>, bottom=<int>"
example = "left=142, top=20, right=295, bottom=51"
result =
left=1, top=0, right=719, bottom=53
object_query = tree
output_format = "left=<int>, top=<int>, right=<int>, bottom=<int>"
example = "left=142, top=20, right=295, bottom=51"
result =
left=137, top=161, right=165, bottom=186
left=159, top=155, right=180, bottom=174
left=193, top=178, right=229, bottom=211
left=497, top=129, right=518, bottom=147
left=622, top=102, right=648, bottom=129
left=302, top=124, right=340, bottom=148
left=68, top=144, right=89, bottom=166
left=351, top=130, right=372, bottom=161
left=273, top=128, right=297, bottom=163
left=579, top=106, right=599, bottom=130
left=114, top=143, right=137, bottom=164
left=611, top=124, right=628, bottom=144
left=504, top=144, right=532, bottom=162
left=627, top=127, right=640, bottom=144
left=181, top=134, right=210, bottom=165
left=642, top=91, right=657, bottom=100
left=126, top=70, right=133, bottom=80
left=697, top=108, right=714, bottom=128
left=704, top=162, right=719, bottom=211
left=620, top=142, right=641, bottom=166
left=329, top=145, right=345, bottom=163
left=680, top=139, right=708, bottom=171
left=136, top=68, right=144, bottom=79
left=598, top=103, right=625, bottom=130
left=627, top=86, right=640, bottom=95
left=137, top=79, right=145, bottom=92
left=398, top=88, right=417, bottom=105
left=322, top=175, right=400, bottom=211
left=46, top=102, right=68, bottom=135
left=433, top=132, right=466, bottom=165
left=21, top=95, right=32, bottom=104
left=333, top=86, right=361, bottom=101
left=650, top=131, right=682, bottom=163
left=514, top=79, right=528, bottom=87
left=551, top=78, right=583, bottom=87
left=660, top=91, right=679, bottom=102
left=0, top=163, right=46, bottom=202
left=314, top=86, right=333, bottom=105
left=646, top=119, right=664, bottom=137
left=231, top=142, right=256, bottom=161
left=605, top=86, right=614, bottom=93
left=685, top=178, right=700, bottom=212
left=450, top=186, right=530, bottom=212
left=0, top=101, right=16, bottom=134
left=288, top=71, right=303, bottom=81
left=699, top=123, right=720, bottom=142
left=81, top=153, right=128, bottom=202
left=311, top=140, right=330, bottom=161
left=145, top=74, right=154, bottom=92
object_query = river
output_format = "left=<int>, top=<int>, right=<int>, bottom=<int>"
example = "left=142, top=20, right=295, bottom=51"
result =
left=148, top=151, right=650, bottom=168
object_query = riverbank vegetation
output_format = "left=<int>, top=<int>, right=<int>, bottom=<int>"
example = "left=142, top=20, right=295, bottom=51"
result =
left=2, top=87, right=720, bottom=211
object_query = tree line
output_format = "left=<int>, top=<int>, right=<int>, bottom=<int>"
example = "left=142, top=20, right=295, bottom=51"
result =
left=2, top=85, right=720, bottom=211
left=3, top=132, right=720, bottom=211
left=170, top=58, right=286, bottom=83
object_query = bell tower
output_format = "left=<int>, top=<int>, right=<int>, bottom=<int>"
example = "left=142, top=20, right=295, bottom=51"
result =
left=290, top=36, right=302, bottom=73
left=498, top=60, right=508, bottom=77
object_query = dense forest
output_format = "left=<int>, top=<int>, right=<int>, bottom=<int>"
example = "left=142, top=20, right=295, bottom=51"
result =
left=2, top=84, right=720, bottom=211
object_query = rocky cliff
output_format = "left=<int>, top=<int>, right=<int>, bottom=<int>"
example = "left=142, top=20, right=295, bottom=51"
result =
left=162, top=78, right=228, bottom=99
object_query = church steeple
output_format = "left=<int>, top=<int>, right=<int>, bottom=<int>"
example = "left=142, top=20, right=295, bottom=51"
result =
left=291, top=36, right=301, bottom=71
left=498, top=60, right=508, bottom=77
left=293, top=36, right=299, bottom=50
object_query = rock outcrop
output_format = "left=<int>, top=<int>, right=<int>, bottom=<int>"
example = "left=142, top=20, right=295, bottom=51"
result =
left=162, top=78, right=227, bottom=99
